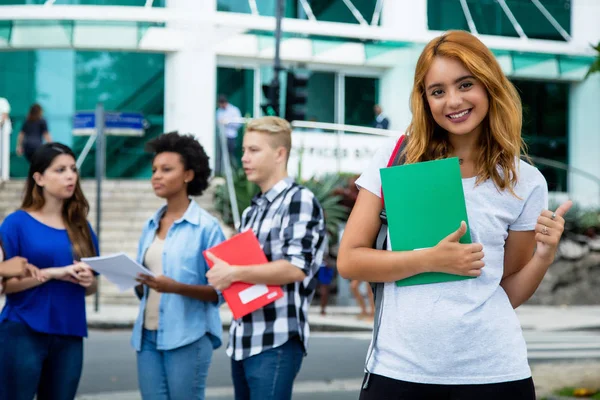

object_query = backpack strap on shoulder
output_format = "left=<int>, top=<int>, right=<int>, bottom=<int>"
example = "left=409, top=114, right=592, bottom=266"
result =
left=380, top=135, right=408, bottom=206
left=365, top=135, right=409, bottom=386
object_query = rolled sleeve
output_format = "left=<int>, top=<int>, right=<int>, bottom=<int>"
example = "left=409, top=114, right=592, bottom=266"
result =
left=281, top=189, right=325, bottom=275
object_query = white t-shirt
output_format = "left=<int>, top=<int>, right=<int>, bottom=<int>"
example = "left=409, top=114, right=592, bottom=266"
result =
left=0, top=98, right=10, bottom=115
left=356, top=139, right=548, bottom=385
left=0, top=97, right=12, bottom=135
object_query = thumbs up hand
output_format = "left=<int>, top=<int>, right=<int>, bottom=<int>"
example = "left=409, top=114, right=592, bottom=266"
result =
left=533, top=201, right=573, bottom=264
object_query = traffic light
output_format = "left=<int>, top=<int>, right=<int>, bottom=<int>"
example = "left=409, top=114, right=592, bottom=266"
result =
left=261, top=81, right=280, bottom=116
left=285, top=72, right=308, bottom=122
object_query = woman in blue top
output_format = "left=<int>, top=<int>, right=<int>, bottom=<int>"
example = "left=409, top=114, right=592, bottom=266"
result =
left=0, top=143, right=98, bottom=400
left=132, top=132, right=226, bottom=400
left=0, top=243, right=43, bottom=288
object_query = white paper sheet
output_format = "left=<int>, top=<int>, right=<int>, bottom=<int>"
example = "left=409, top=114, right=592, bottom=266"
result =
left=238, top=284, right=269, bottom=305
left=81, top=252, right=154, bottom=292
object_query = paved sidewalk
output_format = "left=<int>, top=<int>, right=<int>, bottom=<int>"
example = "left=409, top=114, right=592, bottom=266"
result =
left=86, top=304, right=375, bottom=331
left=85, top=303, right=600, bottom=332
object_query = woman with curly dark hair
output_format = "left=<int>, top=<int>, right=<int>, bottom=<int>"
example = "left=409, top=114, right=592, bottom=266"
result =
left=131, top=132, right=226, bottom=400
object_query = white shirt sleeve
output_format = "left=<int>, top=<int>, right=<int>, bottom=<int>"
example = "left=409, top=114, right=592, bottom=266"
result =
left=355, top=138, right=397, bottom=198
left=509, top=165, right=549, bottom=231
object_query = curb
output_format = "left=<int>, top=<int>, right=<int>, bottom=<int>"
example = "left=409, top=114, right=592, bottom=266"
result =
left=87, top=320, right=374, bottom=333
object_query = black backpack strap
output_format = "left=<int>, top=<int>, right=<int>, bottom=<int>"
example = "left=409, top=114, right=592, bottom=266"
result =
left=390, top=134, right=409, bottom=166
left=364, top=135, right=409, bottom=389
left=363, top=281, right=385, bottom=389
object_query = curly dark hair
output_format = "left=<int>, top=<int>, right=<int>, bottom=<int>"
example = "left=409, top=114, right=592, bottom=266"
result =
left=145, top=131, right=211, bottom=196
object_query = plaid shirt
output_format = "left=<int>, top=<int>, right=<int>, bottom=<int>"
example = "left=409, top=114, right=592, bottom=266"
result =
left=226, top=177, right=326, bottom=361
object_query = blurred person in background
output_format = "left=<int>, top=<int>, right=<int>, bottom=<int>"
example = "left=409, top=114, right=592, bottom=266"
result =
left=17, top=103, right=52, bottom=164
left=216, top=95, right=242, bottom=170
left=0, top=97, right=11, bottom=135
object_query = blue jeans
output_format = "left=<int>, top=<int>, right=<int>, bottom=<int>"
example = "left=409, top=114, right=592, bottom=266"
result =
left=0, top=319, right=83, bottom=400
left=137, top=329, right=213, bottom=400
left=231, top=337, right=304, bottom=400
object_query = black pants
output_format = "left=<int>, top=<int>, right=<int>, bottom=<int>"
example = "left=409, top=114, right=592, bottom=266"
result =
left=24, top=143, right=39, bottom=164
left=359, top=373, right=536, bottom=400
left=0, top=320, right=84, bottom=400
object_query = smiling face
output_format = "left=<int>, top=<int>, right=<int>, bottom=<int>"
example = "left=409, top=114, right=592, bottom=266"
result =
left=33, top=154, right=78, bottom=201
left=424, top=56, right=489, bottom=139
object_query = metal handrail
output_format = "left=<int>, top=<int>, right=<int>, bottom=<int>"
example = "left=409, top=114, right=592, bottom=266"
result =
left=528, top=155, right=600, bottom=205
left=217, top=123, right=241, bottom=230
left=226, top=117, right=403, bottom=137
left=76, top=134, right=97, bottom=170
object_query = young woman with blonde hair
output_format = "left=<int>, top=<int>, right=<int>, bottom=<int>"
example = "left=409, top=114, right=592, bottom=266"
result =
left=338, top=30, right=571, bottom=399
left=0, top=143, right=98, bottom=400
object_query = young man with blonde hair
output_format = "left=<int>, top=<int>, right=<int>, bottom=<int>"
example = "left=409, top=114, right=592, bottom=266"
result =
left=207, top=116, right=326, bottom=400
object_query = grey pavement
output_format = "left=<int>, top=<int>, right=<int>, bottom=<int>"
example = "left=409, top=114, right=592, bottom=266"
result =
left=76, top=329, right=600, bottom=400
left=77, top=331, right=370, bottom=400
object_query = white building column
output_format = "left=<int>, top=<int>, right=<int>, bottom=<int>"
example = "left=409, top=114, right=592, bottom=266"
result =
left=165, top=0, right=218, bottom=169
left=568, top=0, right=600, bottom=206
left=378, top=1, right=428, bottom=131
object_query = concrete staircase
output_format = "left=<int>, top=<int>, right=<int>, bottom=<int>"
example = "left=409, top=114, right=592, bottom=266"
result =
left=0, top=178, right=233, bottom=306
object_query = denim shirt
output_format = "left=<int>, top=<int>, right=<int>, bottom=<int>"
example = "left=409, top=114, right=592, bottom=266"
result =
left=131, top=200, right=226, bottom=352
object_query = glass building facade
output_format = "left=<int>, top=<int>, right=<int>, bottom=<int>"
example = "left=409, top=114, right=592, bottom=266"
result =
left=0, top=0, right=595, bottom=203
left=0, top=51, right=164, bottom=178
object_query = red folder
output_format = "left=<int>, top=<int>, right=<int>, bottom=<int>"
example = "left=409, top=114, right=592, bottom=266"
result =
left=203, top=230, right=284, bottom=320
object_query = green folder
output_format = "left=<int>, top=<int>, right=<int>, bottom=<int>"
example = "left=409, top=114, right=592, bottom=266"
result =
left=380, top=157, right=474, bottom=287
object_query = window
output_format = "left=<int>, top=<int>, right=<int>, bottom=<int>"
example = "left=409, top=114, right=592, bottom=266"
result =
left=512, top=80, right=569, bottom=191
left=344, top=76, right=378, bottom=127
left=218, top=0, right=380, bottom=24
left=428, top=0, right=571, bottom=41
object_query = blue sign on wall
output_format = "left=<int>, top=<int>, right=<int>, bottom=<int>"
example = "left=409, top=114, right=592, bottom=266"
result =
left=73, top=111, right=145, bottom=136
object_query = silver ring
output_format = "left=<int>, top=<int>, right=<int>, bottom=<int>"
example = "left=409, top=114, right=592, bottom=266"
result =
left=542, top=226, right=549, bottom=235
left=551, top=212, right=556, bottom=220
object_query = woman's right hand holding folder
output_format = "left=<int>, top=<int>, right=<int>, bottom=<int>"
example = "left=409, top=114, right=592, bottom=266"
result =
left=426, top=221, right=485, bottom=277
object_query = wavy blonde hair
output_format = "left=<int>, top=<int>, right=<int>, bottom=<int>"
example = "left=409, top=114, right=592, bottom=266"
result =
left=404, top=30, right=527, bottom=195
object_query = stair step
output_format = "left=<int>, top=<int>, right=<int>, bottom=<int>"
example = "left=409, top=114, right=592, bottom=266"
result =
left=1, top=178, right=233, bottom=306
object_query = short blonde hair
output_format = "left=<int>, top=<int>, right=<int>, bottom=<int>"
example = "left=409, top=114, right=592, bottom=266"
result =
left=245, top=116, right=292, bottom=157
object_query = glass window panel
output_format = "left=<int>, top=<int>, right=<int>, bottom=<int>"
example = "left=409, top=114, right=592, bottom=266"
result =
left=0, top=51, right=163, bottom=179
left=0, top=0, right=165, bottom=5
left=0, top=51, right=37, bottom=177
left=54, top=0, right=146, bottom=5
left=74, top=52, right=165, bottom=178
left=344, top=76, right=377, bottom=127
left=0, top=22, right=11, bottom=47
left=428, top=0, right=571, bottom=41
left=513, top=79, right=569, bottom=191
left=217, top=0, right=252, bottom=13
left=216, top=67, right=255, bottom=117
left=216, top=67, right=254, bottom=165
left=309, top=0, right=377, bottom=24
left=306, top=72, right=335, bottom=123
